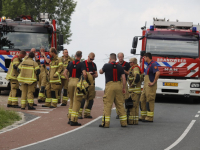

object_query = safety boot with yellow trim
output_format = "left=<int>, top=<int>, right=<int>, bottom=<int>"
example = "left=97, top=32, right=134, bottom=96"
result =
left=78, top=108, right=83, bottom=119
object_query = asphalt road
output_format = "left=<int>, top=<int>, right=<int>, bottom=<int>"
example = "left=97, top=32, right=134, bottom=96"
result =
left=16, top=98, right=200, bottom=150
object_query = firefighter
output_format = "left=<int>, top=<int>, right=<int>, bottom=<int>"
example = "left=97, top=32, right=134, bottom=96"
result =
left=78, top=52, right=98, bottom=119
left=23, top=48, right=39, bottom=106
left=6, top=51, right=26, bottom=108
left=37, top=47, right=50, bottom=103
left=24, top=48, right=39, bottom=62
left=63, top=51, right=87, bottom=126
left=42, top=47, right=63, bottom=108
left=60, top=49, right=74, bottom=106
left=17, top=52, right=40, bottom=110
left=127, top=58, right=142, bottom=125
left=99, top=53, right=127, bottom=128
left=139, top=53, right=160, bottom=122
left=115, top=52, right=130, bottom=119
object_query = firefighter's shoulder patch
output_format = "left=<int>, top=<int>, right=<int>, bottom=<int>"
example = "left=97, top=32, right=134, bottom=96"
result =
left=154, top=66, right=157, bottom=69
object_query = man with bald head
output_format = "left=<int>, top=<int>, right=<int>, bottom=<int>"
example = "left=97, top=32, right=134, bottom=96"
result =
left=78, top=52, right=98, bottom=119
left=60, top=49, right=74, bottom=106
left=115, top=52, right=130, bottom=119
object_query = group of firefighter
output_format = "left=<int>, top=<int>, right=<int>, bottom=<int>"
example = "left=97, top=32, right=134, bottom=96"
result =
left=6, top=46, right=160, bottom=127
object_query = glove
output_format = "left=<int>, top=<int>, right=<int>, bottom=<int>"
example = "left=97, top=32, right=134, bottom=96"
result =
left=53, top=73, right=58, bottom=78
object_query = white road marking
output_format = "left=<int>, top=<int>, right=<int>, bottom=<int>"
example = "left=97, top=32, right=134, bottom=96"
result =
left=198, top=111, right=200, bottom=113
left=0, top=117, right=40, bottom=135
left=12, top=116, right=102, bottom=150
left=27, top=111, right=49, bottom=114
left=164, top=120, right=196, bottom=150
left=195, top=115, right=199, bottom=118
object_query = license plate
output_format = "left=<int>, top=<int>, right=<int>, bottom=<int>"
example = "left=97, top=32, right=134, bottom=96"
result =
left=163, top=82, right=178, bottom=86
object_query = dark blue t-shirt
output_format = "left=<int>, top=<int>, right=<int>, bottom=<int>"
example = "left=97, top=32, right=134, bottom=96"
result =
left=145, top=61, right=159, bottom=82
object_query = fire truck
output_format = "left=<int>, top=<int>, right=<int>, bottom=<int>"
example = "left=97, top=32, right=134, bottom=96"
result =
left=131, top=18, right=200, bottom=101
left=0, top=13, right=63, bottom=94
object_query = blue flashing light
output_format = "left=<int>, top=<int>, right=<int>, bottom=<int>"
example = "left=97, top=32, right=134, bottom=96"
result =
left=192, top=27, right=197, bottom=32
left=150, top=25, right=154, bottom=30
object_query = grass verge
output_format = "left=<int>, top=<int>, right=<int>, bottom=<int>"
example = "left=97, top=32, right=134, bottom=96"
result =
left=0, top=107, right=21, bottom=130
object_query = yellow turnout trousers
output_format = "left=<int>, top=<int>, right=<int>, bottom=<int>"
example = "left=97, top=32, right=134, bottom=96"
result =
left=116, top=81, right=128, bottom=115
left=128, top=93, right=140, bottom=125
left=38, top=66, right=47, bottom=102
left=78, top=77, right=96, bottom=118
left=60, top=78, right=69, bottom=104
left=139, top=75, right=157, bottom=121
left=8, top=80, right=19, bottom=106
left=101, top=81, right=127, bottom=127
left=43, top=82, right=61, bottom=107
left=68, top=78, right=79, bottom=119
left=20, top=83, right=36, bottom=108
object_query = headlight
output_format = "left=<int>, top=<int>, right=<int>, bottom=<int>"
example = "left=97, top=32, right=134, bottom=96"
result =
left=190, top=83, right=200, bottom=88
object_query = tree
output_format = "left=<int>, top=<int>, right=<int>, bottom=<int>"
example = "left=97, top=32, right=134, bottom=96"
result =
left=1, top=0, right=77, bottom=45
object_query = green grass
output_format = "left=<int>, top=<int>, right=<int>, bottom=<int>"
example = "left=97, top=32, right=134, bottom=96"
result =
left=0, top=107, right=21, bottom=130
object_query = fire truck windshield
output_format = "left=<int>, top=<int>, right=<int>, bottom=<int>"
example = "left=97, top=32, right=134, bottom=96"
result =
left=0, top=32, right=51, bottom=51
left=146, top=39, right=198, bottom=58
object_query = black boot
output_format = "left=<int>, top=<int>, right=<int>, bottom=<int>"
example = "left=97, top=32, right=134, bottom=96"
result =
left=21, top=108, right=25, bottom=110
left=78, top=116, right=83, bottom=119
left=49, top=106, right=56, bottom=108
left=38, top=99, right=44, bottom=103
left=99, top=124, right=109, bottom=128
left=28, top=104, right=36, bottom=110
left=85, top=116, right=92, bottom=118
left=7, top=104, right=12, bottom=107
left=42, top=105, right=48, bottom=107
left=33, top=103, right=37, bottom=106
left=116, top=115, right=119, bottom=119
left=13, top=105, right=21, bottom=108
left=61, top=103, right=66, bottom=106
left=68, top=119, right=71, bottom=124
left=70, top=121, right=81, bottom=126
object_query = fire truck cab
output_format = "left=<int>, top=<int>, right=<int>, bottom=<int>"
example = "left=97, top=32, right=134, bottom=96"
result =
left=0, top=13, right=63, bottom=94
left=131, top=18, right=200, bottom=101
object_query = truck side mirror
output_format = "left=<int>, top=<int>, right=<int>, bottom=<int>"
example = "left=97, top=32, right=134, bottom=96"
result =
left=57, top=45, right=63, bottom=51
left=141, top=51, right=145, bottom=56
left=58, top=34, right=63, bottom=45
left=131, top=49, right=136, bottom=54
left=132, top=36, right=138, bottom=48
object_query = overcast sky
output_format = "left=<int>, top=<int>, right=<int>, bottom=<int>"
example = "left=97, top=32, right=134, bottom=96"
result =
left=62, top=0, right=200, bottom=89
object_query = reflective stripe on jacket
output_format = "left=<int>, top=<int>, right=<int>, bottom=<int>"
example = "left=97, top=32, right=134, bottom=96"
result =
left=6, top=56, right=22, bottom=80
left=49, top=55, right=63, bottom=83
left=60, top=56, right=73, bottom=79
left=17, top=57, right=40, bottom=84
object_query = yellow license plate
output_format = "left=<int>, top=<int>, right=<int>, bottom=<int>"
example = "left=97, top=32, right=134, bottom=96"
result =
left=163, top=82, right=178, bottom=86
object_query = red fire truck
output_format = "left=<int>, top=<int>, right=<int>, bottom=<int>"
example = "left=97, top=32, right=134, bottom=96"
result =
left=0, top=13, right=63, bottom=94
left=131, top=18, right=200, bottom=101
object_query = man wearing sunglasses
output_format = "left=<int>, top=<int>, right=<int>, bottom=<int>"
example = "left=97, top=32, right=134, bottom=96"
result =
left=115, top=52, right=130, bottom=119
left=78, top=52, right=98, bottom=119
